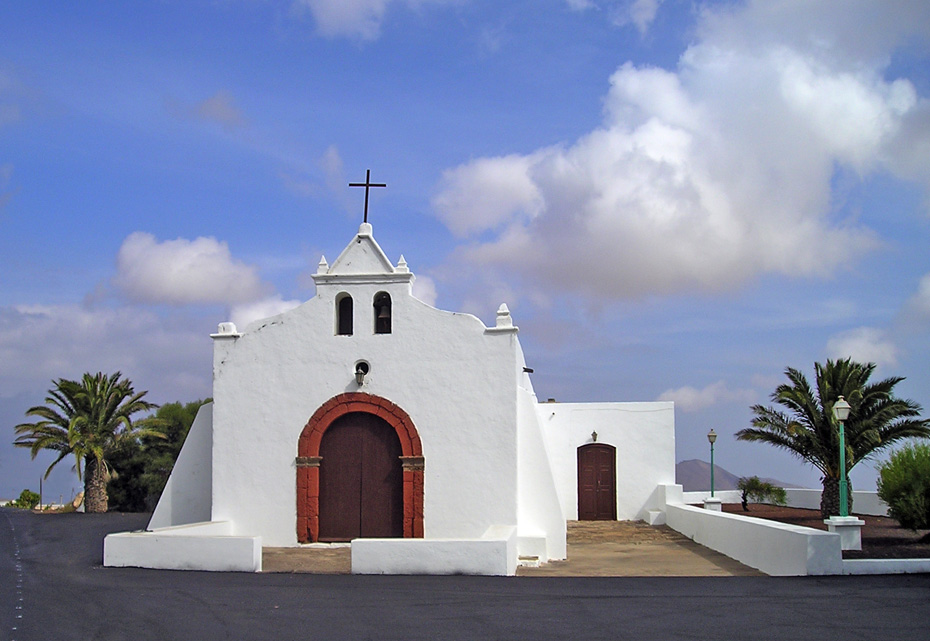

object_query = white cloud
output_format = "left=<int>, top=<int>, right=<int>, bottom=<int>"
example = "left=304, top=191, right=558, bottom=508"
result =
left=319, top=145, right=345, bottom=194
left=612, top=0, right=663, bottom=34
left=167, top=91, right=247, bottom=132
left=433, top=153, right=545, bottom=237
left=230, top=296, right=302, bottom=330
left=904, top=273, right=930, bottom=321
left=412, top=274, right=438, bottom=307
left=826, top=327, right=898, bottom=368
left=192, top=91, right=247, bottom=131
left=565, top=0, right=596, bottom=11
left=0, top=304, right=211, bottom=401
left=113, top=232, right=271, bottom=306
left=657, top=380, right=755, bottom=412
left=433, top=0, right=928, bottom=302
left=293, top=0, right=454, bottom=40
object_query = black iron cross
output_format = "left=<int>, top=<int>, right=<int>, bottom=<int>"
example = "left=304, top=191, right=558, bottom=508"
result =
left=349, top=169, right=387, bottom=223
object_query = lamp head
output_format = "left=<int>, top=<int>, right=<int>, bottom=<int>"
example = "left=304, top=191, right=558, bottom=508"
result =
left=833, top=396, right=851, bottom=422
left=707, top=429, right=717, bottom=444
left=355, top=361, right=369, bottom=386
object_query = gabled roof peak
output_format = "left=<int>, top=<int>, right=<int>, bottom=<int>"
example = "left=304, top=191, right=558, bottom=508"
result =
left=312, top=223, right=413, bottom=286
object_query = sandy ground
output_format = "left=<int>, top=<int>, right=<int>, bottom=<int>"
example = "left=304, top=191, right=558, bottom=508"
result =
left=263, top=520, right=764, bottom=576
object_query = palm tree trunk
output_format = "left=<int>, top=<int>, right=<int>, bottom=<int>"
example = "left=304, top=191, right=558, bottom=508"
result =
left=820, top=475, right=854, bottom=518
left=84, top=456, right=109, bottom=513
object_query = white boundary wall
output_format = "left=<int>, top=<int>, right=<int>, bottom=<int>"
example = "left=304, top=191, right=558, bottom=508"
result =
left=781, top=489, right=889, bottom=516
left=680, top=488, right=889, bottom=516
left=664, top=485, right=929, bottom=576
left=665, top=502, right=843, bottom=576
left=844, top=559, right=930, bottom=574
left=351, top=526, right=517, bottom=575
left=104, top=521, right=261, bottom=572
left=681, top=490, right=742, bottom=504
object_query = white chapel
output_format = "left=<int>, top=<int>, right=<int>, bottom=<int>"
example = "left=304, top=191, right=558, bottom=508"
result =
left=104, top=221, right=675, bottom=575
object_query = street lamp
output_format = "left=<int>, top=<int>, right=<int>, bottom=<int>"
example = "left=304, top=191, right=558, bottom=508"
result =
left=832, top=396, right=851, bottom=517
left=707, top=429, right=717, bottom=498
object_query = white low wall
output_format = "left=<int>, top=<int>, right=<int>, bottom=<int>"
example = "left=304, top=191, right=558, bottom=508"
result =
left=844, top=559, right=930, bottom=575
left=351, top=526, right=517, bottom=576
left=681, top=490, right=742, bottom=504
left=103, top=521, right=262, bottom=572
left=782, top=489, right=889, bottom=516
left=665, top=503, right=842, bottom=576
left=682, top=488, right=889, bottom=517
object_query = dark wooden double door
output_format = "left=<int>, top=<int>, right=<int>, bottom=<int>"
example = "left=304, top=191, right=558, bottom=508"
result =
left=577, top=443, right=617, bottom=521
left=318, top=412, right=404, bottom=541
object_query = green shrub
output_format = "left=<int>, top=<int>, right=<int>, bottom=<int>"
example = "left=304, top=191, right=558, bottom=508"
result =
left=10, top=489, right=40, bottom=509
left=878, top=443, right=930, bottom=530
left=737, top=476, right=787, bottom=511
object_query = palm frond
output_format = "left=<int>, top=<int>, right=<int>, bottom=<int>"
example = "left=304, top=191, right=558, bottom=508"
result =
left=741, top=358, right=929, bottom=483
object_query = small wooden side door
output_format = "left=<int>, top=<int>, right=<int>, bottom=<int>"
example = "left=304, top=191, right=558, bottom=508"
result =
left=577, top=443, right=617, bottom=520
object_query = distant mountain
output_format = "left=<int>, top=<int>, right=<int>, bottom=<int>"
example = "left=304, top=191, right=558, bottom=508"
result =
left=675, top=459, right=802, bottom=492
left=676, top=459, right=741, bottom=491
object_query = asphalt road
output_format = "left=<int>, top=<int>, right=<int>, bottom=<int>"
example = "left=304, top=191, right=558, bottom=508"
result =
left=3, top=507, right=929, bottom=641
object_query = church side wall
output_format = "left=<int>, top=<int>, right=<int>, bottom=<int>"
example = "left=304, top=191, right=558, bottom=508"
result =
left=148, top=403, right=214, bottom=530
left=516, top=384, right=567, bottom=561
left=210, top=286, right=520, bottom=546
left=540, top=402, right=675, bottom=521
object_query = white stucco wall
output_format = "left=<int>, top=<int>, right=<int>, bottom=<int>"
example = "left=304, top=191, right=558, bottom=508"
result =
left=208, top=225, right=525, bottom=547
left=682, top=488, right=890, bottom=517
left=665, top=502, right=843, bottom=576
left=148, top=403, right=214, bottom=530
left=515, top=357, right=567, bottom=560
left=104, top=521, right=261, bottom=572
left=783, top=489, right=890, bottom=516
left=539, top=401, right=675, bottom=521
left=351, top=525, right=517, bottom=576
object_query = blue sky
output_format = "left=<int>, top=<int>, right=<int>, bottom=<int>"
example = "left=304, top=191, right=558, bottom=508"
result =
left=2, top=0, right=929, bottom=502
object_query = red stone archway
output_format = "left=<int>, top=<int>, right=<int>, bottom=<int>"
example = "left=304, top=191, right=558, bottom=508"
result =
left=296, top=393, right=424, bottom=543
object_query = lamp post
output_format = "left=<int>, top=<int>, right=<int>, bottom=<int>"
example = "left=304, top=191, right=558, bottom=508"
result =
left=707, top=429, right=717, bottom=498
left=832, top=396, right=851, bottom=517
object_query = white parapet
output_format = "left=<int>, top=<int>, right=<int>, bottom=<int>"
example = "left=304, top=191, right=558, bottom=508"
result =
left=103, top=521, right=262, bottom=572
left=665, top=503, right=843, bottom=576
left=351, top=525, right=517, bottom=576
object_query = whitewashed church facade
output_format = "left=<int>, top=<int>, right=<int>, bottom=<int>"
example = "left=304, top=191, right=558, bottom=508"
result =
left=104, top=222, right=675, bottom=575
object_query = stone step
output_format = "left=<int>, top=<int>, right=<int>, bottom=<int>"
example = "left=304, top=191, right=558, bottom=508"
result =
left=517, top=555, right=541, bottom=568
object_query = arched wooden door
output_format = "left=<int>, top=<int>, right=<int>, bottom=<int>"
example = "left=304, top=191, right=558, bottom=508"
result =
left=577, top=443, right=617, bottom=521
left=318, top=412, right=404, bottom=541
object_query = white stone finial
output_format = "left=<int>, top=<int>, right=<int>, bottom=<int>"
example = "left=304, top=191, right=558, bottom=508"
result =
left=358, top=222, right=373, bottom=236
left=211, top=321, right=240, bottom=339
left=317, top=255, right=329, bottom=274
left=396, top=254, right=409, bottom=273
left=218, top=322, right=237, bottom=334
left=496, top=303, right=513, bottom=328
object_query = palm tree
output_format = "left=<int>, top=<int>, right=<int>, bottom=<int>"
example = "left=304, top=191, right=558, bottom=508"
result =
left=14, top=372, right=164, bottom=513
left=736, top=358, right=930, bottom=518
